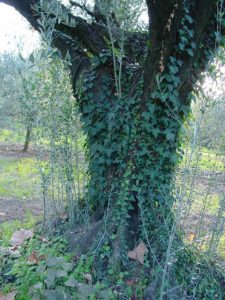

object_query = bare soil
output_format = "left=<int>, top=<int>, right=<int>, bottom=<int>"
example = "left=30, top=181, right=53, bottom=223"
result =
left=0, top=197, right=43, bottom=223
left=0, top=142, right=36, bottom=158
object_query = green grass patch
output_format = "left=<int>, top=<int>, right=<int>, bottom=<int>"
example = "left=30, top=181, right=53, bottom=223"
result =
left=0, top=128, right=25, bottom=144
left=218, top=233, right=225, bottom=259
left=180, top=147, right=225, bottom=172
left=190, top=193, right=223, bottom=216
left=0, top=213, right=36, bottom=246
left=0, top=156, right=39, bottom=199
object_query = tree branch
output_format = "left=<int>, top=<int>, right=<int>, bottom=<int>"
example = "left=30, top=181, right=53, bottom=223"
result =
left=0, top=0, right=40, bottom=29
left=143, top=0, right=223, bottom=101
left=143, top=0, right=183, bottom=98
left=0, top=0, right=107, bottom=55
left=69, top=0, right=95, bottom=18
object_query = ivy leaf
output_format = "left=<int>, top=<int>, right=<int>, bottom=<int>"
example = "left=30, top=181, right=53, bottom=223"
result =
left=165, top=131, right=175, bottom=142
left=152, top=128, right=160, bottom=138
left=37, top=264, right=46, bottom=273
left=62, top=262, right=73, bottom=272
left=46, top=257, right=65, bottom=267
left=45, top=290, right=68, bottom=300
left=178, top=43, right=185, bottom=51
left=185, top=15, right=193, bottom=24
left=191, top=42, right=196, bottom=49
left=55, top=270, right=67, bottom=278
left=65, top=278, right=78, bottom=288
left=45, top=270, right=56, bottom=288
left=169, top=65, right=179, bottom=74
left=187, top=48, right=194, bottom=57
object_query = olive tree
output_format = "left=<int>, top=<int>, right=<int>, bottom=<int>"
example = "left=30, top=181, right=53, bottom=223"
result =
left=1, top=0, right=224, bottom=297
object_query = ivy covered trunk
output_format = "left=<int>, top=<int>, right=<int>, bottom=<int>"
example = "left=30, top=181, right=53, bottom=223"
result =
left=76, top=64, right=188, bottom=262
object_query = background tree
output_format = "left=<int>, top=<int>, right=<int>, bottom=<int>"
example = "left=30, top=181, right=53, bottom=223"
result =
left=0, top=52, right=40, bottom=151
left=0, top=53, right=23, bottom=132
left=0, top=0, right=224, bottom=298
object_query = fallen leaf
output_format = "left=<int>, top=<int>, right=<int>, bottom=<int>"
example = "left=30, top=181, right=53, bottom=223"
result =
left=39, top=236, right=49, bottom=243
left=83, top=273, right=92, bottom=285
left=28, top=251, right=39, bottom=265
left=59, top=213, right=68, bottom=221
left=127, top=242, right=148, bottom=265
left=187, top=233, right=196, bottom=242
left=0, top=291, right=17, bottom=300
left=11, top=229, right=33, bottom=246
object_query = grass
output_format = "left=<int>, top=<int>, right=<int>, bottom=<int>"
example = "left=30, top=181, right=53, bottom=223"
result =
left=0, top=128, right=25, bottom=144
left=190, top=193, right=224, bottom=216
left=218, top=233, right=225, bottom=259
left=0, top=213, right=36, bottom=246
left=0, top=156, right=39, bottom=199
left=180, top=147, right=225, bottom=172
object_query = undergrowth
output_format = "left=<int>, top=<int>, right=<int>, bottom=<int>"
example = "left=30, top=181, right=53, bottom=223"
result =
left=0, top=219, right=225, bottom=300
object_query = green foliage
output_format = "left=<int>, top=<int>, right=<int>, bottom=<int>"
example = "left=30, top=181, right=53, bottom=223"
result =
left=72, top=255, right=94, bottom=281
left=0, top=46, right=87, bottom=225
left=0, top=230, right=70, bottom=298
left=175, top=248, right=225, bottom=300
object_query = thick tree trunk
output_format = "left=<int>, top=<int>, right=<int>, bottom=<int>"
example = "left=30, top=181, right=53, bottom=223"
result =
left=76, top=66, right=184, bottom=263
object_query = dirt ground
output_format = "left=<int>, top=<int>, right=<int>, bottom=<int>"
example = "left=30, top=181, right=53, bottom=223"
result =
left=0, top=142, right=36, bottom=158
left=0, top=197, right=42, bottom=223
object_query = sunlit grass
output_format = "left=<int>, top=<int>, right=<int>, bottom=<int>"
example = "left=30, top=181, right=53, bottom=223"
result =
left=190, top=193, right=224, bottom=216
left=218, top=233, right=225, bottom=259
left=0, top=128, right=25, bottom=144
left=0, top=156, right=39, bottom=199
left=180, top=147, right=225, bottom=172
left=181, top=189, right=225, bottom=262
